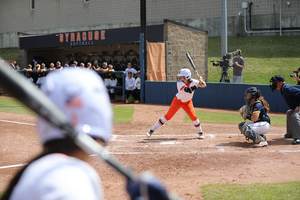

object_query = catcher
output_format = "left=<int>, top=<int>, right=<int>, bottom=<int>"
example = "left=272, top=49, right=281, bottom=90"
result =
left=238, top=87, right=271, bottom=147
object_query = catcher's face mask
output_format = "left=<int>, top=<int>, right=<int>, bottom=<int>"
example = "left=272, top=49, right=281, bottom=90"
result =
left=269, top=76, right=278, bottom=92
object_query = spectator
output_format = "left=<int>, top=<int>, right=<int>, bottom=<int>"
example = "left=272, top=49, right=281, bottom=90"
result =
left=229, top=49, right=245, bottom=83
left=86, top=62, right=92, bottom=70
left=41, top=63, right=47, bottom=70
left=92, top=60, right=100, bottom=71
left=107, top=64, right=118, bottom=102
left=48, top=63, right=56, bottom=71
left=70, top=61, right=78, bottom=68
left=125, top=71, right=136, bottom=103
left=33, top=64, right=41, bottom=71
left=291, top=67, right=300, bottom=85
left=56, top=61, right=63, bottom=70
left=23, top=64, right=33, bottom=72
left=1, top=69, right=112, bottom=200
left=36, top=64, right=47, bottom=85
left=125, top=63, right=137, bottom=78
left=79, top=63, right=85, bottom=69
left=270, top=75, right=300, bottom=145
left=64, top=63, right=69, bottom=68
left=23, top=64, right=33, bottom=82
left=132, top=72, right=141, bottom=104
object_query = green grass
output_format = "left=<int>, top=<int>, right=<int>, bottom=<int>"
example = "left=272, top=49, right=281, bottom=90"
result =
left=0, top=98, right=34, bottom=115
left=0, top=47, right=18, bottom=61
left=202, top=181, right=300, bottom=200
left=184, top=110, right=285, bottom=126
left=112, top=106, right=134, bottom=123
left=0, top=97, right=134, bottom=123
left=208, top=36, right=300, bottom=85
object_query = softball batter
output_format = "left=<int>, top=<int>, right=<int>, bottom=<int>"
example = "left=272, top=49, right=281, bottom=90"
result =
left=146, top=68, right=206, bottom=138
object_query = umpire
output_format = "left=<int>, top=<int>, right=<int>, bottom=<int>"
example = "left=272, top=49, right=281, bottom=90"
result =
left=270, top=75, right=300, bottom=145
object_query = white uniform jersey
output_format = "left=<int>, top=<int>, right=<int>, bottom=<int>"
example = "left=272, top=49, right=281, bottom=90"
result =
left=10, top=153, right=103, bottom=200
left=125, top=77, right=136, bottom=90
left=135, top=77, right=141, bottom=90
left=125, top=68, right=137, bottom=77
left=176, top=79, right=199, bottom=103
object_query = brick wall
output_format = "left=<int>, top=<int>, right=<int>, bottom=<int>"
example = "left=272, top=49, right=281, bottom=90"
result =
left=165, top=22, right=208, bottom=82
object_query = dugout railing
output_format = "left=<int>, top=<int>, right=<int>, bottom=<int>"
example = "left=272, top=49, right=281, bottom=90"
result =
left=18, top=70, right=126, bottom=102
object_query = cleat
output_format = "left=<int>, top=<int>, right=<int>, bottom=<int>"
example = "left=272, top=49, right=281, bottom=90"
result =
left=126, top=99, right=129, bottom=104
left=146, top=129, right=154, bottom=138
left=253, top=141, right=268, bottom=148
left=134, top=100, right=140, bottom=104
left=198, top=132, right=204, bottom=139
left=260, top=134, right=267, bottom=141
left=292, top=139, right=300, bottom=145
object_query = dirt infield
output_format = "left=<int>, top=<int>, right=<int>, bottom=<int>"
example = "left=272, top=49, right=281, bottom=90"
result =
left=1, top=103, right=300, bottom=200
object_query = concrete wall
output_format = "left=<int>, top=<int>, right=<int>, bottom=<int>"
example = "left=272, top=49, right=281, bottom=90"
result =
left=145, top=81, right=290, bottom=113
left=1, top=0, right=300, bottom=48
left=165, top=21, right=208, bottom=82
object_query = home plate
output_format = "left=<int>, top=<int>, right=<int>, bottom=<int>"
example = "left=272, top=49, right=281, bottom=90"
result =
left=160, top=141, right=181, bottom=145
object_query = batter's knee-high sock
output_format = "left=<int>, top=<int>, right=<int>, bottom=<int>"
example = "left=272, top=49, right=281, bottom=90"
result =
left=193, top=119, right=203, bottom=133
left=151, top=117, right=167, bottom=131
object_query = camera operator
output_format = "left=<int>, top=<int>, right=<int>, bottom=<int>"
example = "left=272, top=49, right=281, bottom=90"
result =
left=229, top=49, right=245, bottom=83
left=291, top=67, right=300, bottom=85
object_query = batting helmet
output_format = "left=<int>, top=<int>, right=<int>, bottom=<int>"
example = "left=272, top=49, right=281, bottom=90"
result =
left=37, top=68, right=113, bottom=144
left=177, top=68, right=191, bottom=80
left=244, top=87, right=261, bottom=105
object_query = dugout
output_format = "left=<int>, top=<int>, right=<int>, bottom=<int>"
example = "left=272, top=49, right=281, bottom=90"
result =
left=18, top=19, right=208, bottom=82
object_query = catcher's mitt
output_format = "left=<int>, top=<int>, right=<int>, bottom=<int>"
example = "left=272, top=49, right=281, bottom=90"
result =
left=239, top=105, right=250, bottom=119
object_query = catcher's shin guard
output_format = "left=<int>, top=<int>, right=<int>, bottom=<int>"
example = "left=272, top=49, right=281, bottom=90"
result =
left=238, top=122, right=245, bottom=132
left=241, top=125, right=265, bottom=143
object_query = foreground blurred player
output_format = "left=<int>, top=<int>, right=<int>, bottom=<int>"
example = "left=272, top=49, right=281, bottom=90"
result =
left=2, top=69, right=113, bottom=200
left=146, top=68, right=206, bottom=139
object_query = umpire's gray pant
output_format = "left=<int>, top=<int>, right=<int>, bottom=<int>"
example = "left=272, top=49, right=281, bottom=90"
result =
left=286, top=109, right=300, bottom=139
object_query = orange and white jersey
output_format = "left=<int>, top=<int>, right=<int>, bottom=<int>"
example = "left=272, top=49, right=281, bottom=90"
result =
left=176, top=79, right=199, bottom=103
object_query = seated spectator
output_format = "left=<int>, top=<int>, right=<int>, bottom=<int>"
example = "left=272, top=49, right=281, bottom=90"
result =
left=125, top=72, right=136, bottom=103
left=48, top=63, right=56, bottom=71
left=56, top=61, right=63, bottom=70
left=125, top=62, right=137, bottom=78
left=132, top=72, right=141, bottom=103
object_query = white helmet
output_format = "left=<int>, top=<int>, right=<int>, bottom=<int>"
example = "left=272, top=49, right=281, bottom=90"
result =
left=37, top=68, right=113, bottom=144
left=177, top=68, right=191, bottom=80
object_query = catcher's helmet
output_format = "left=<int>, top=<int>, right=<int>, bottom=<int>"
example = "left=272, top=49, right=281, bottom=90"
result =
left=244, top=87, right=261, bottom=105
left=37, top=68, right=113, bottom=144
left=177, top=68, right=191, bottom=80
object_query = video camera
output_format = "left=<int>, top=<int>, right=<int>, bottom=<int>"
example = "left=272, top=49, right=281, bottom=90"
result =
left=210, top=51, right=237, bottom=82
left=290, top=71, right=298, bottom=77
left=211, top=51, right=237, bottom=68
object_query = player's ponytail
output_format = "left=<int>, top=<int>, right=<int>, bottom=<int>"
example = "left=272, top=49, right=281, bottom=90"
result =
left=258, top=96, right=270, bottom=113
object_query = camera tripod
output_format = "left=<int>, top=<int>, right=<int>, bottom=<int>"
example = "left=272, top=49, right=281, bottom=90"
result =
left=219, top=66, right=230, bottom=83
